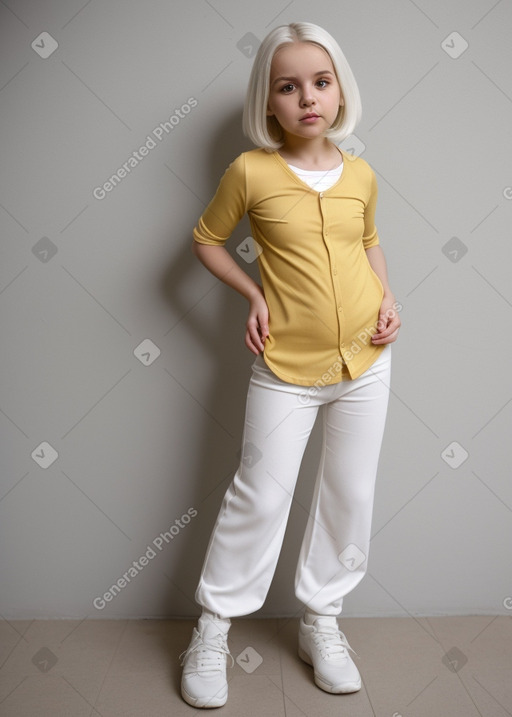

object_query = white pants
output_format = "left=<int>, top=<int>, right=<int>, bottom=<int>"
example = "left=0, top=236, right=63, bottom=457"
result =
left=195, top=345, right=391, bottom=618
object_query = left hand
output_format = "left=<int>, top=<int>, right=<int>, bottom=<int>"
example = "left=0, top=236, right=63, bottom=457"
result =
left=371, top=293, right=401, bottom=344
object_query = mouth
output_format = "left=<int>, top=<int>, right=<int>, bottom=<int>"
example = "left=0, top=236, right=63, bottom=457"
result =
left=299, top=113, right=320, bottom=123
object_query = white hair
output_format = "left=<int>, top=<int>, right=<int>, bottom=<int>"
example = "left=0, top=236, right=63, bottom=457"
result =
left=242, top=22, right=362, bottom=151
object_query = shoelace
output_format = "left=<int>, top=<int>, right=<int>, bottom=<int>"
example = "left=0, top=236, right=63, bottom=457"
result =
left=311, top=625, right=359, bottom=661
left=179, top=632, right=234, bottom=672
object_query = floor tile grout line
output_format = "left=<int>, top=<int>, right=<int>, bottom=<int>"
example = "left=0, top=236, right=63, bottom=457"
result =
left=422, top=616, right=490, bottom=717
left=60, top=675, right=107, bottom=717
left=86, top=619, right=131, bottom=714
left=0, top=676, right=28, bottom=707
left=469, top=614, right=500, bottom=644
left=472, top=673, right=512, bottom=717
left=406, top=674, right=438, bottom=707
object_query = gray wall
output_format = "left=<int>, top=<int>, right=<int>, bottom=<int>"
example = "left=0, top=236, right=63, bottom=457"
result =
left=1, top=0, right=511, bottom=619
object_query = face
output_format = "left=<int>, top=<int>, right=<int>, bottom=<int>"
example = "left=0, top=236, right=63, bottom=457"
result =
left=267, top=42, right=344, bottom=143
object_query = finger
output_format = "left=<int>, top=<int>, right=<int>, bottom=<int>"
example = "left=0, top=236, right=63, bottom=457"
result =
left=373, top=324, right=397, bottom=339
left=376, top=314, right=388, bottom=333
left=251, top=311, right=269, bottom=346
left=377, top=307, right=399, bottom=330
left=245, top=329, right=261, bottom=355
left=259, top=321, right=269, bottom=340
left=373, top=313, right=401, bottom=338
left=372, top=323, right=400, bottom=343
left=371, top=329, right=399, bottom=344
left=258, top=311, right=270, bottom=340
left=247, top=320, right=265, bottom=352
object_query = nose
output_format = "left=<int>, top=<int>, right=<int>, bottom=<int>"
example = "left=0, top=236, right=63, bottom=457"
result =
left=299, top=84, right=316, bottom=107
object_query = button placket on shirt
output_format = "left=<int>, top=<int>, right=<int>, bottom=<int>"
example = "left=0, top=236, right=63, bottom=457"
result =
left=318, top=192, right=346, bottom=357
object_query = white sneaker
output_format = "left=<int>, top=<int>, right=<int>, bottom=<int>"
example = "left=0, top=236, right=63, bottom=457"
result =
left=180, top=613, right=233, bottom=708
left=298, top=614, right=361, bottom=694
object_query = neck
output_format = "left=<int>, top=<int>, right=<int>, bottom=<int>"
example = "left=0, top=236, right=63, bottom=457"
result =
left=278, top=136, right=341, bottom=169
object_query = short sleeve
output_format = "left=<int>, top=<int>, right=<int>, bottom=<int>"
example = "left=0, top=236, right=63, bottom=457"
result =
left=193, top=154, right=248, bottom=246
left=362, top=167, right=380, bottom=250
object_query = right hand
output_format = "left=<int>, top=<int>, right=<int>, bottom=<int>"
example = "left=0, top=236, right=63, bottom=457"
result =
left=245, top=286, right=269, bottom=355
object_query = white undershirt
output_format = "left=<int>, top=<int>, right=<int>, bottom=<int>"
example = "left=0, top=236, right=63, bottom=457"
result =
left=287, top=161, right=343, bottom=191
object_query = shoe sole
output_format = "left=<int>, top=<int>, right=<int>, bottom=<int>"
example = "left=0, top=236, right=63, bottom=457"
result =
left=298, top=646, right=362, bottom=694
left=181, top=684, right=228, bottom=709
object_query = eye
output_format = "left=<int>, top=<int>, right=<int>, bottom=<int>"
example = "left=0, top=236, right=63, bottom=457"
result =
left=316, top=79, right=330, bottom=88
left=280, top=83, right=295, bottom=93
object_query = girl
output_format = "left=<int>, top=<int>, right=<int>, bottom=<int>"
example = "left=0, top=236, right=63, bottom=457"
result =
left=180, top=21, right=401, bottom=708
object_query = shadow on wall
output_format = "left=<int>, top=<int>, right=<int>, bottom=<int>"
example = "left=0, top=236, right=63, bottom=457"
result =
left=160, top=108, right=258, bottom=617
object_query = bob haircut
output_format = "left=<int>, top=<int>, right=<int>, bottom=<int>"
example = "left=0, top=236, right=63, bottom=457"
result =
left=243, top=22, right=362, bottom=152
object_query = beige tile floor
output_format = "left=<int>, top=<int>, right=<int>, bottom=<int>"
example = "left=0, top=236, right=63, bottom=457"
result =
left=0, top=616, right=510, bottom=716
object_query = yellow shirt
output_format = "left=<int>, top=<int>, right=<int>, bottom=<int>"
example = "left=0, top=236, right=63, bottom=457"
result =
left=193, top=147, right=385, bottom=386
